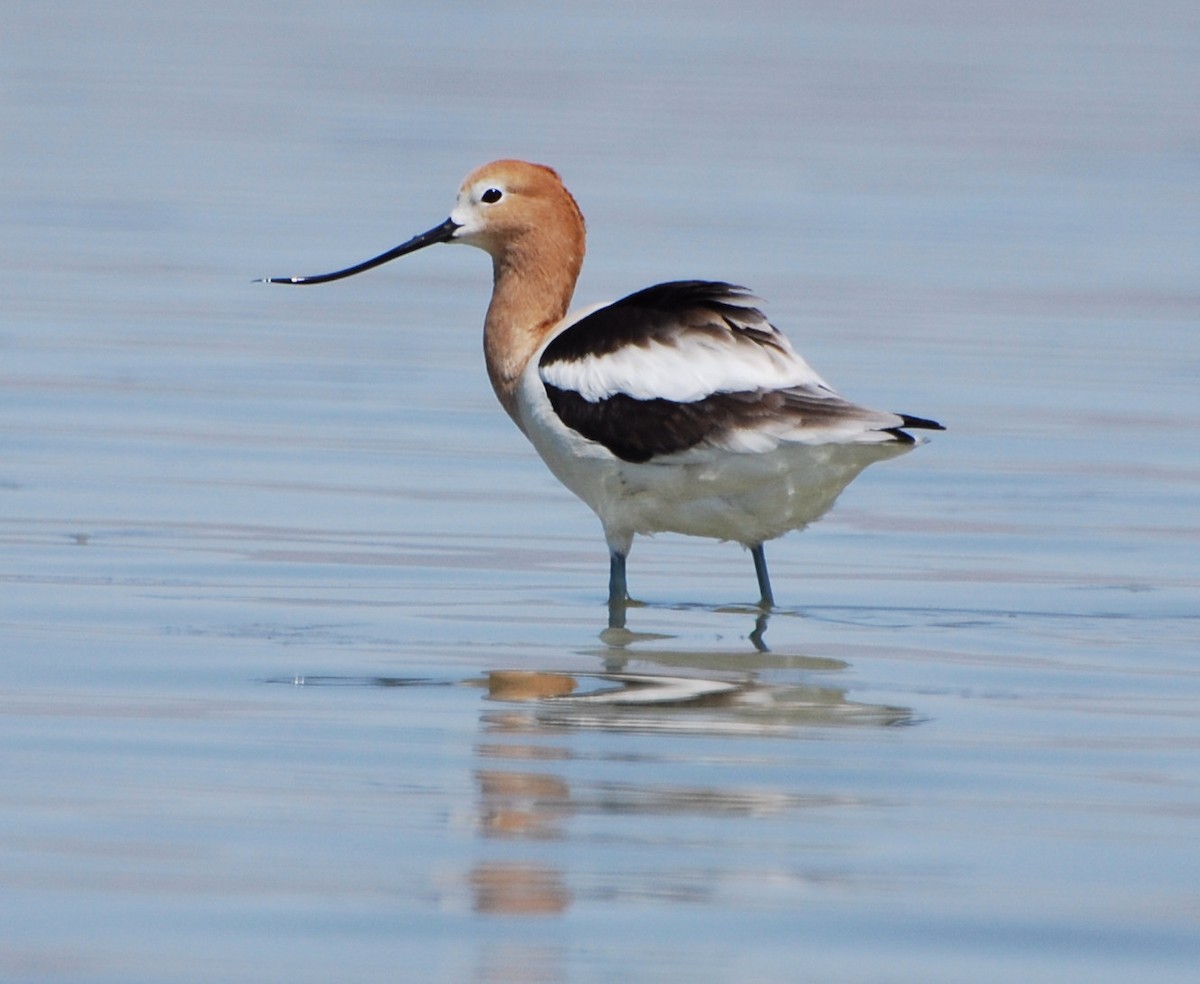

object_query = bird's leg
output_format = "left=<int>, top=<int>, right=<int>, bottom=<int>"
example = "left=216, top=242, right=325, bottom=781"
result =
left=751, top=543, right=775, bottom=610
left=607, top=549, right=629, bottom=629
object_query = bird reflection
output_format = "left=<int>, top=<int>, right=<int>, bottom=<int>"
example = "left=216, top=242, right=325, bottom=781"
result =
left=601, top=603, right=773, bottom=661
left=469, top=861, right=571, bottom=916
left=467, top=664, right=914, bottom=930
left=479, top=668, right=912, bottom=734
left=476, top=767, right=572, bottom=840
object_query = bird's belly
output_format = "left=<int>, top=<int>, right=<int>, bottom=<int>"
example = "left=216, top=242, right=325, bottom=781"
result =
left=608, top=443, right=907, bottom=543
left=525, top=404, right=911, bottom=545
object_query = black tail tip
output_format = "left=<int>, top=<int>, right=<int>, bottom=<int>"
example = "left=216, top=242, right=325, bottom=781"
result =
left=899, top=414, right=945, bottom=432
left=883, top=413, right=945, bottom=443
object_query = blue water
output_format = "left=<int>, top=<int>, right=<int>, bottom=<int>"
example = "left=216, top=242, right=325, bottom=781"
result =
left=2, top=2, right=1198, bottom=981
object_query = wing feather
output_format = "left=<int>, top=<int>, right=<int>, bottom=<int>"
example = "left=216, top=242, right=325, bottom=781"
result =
left=539, top=281, right=941, bottom=463
left=539, top=281, right=829, bottom=402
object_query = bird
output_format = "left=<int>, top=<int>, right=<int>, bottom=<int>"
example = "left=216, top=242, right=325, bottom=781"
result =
left=261, top=159, right=943, bottom=628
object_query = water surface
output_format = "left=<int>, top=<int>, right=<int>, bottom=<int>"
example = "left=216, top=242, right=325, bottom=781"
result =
left=2, top=2, right=1198, bottom=981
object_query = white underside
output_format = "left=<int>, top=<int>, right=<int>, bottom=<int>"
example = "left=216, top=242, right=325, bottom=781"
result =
left=516, top=360, right=913, bottom=555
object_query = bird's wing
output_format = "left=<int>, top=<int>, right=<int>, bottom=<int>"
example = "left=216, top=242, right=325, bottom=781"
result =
left=538, top=281, right=939, bottom=464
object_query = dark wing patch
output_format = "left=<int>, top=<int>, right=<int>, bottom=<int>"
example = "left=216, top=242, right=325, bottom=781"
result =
left=540, top=280, right=785, bottom=366
left=544, top=385, right=903, bottom=464
left=543, top=386, right=739, bottom=463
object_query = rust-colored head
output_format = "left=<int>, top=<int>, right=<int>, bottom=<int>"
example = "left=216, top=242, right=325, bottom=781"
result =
left=449, top=160, right=586, bottom=277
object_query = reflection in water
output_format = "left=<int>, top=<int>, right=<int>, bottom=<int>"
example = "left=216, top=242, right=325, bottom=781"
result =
left=480, top=668, right=913, bottom=733
left=282, top=664, right=914, bottom=929
left=604, top=602, right=772, bottom=648
left=474, top=941, right=567, bottom=984
left=469, top=862, right=571, bottom=916
left=469, top=666, right=915, bottom=930
left=749, top=610, right=770, bottom=651
left=477, top=768, right=572, bottom=840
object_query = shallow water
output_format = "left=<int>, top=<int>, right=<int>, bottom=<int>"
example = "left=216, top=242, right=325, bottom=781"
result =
left=2, top=1, right=1199, bottom=981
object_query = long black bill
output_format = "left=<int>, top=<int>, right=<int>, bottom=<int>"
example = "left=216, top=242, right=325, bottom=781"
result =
left=257, top=217, right=460, bottom=285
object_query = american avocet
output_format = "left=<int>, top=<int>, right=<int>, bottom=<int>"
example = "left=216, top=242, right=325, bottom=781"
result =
left=262, top=160, right=943, bottom=627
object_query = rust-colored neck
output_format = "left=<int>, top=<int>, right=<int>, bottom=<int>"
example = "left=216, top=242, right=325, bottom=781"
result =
left=482, top=211, right=585, bottom=425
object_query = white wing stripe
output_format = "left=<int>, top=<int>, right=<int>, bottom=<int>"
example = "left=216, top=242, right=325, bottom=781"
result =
left=540, top=334, right=830, bottom=403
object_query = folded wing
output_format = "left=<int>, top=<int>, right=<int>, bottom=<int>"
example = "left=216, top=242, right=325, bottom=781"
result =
left=539, top=281, right=942, bottom=464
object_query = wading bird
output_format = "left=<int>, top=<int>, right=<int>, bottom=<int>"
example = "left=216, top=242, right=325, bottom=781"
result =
left=262, top=160, right=943, bottom=628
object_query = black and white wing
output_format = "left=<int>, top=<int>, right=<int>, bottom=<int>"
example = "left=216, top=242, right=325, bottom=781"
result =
left=538, top=281, right=942, bottom=464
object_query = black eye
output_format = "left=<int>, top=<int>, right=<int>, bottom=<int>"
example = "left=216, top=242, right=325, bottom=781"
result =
left=480, top=187, right=503, bottom=204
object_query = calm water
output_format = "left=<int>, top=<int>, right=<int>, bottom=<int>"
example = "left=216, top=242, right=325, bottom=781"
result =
left=3, top=2, right=1198, bottom=981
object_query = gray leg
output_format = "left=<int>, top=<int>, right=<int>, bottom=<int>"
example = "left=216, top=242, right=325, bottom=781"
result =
left=608, top=549, right=628, bottom=629
left=749, top=611, right=770, bottom=652
left=751, top=543, right=774, bottom=609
